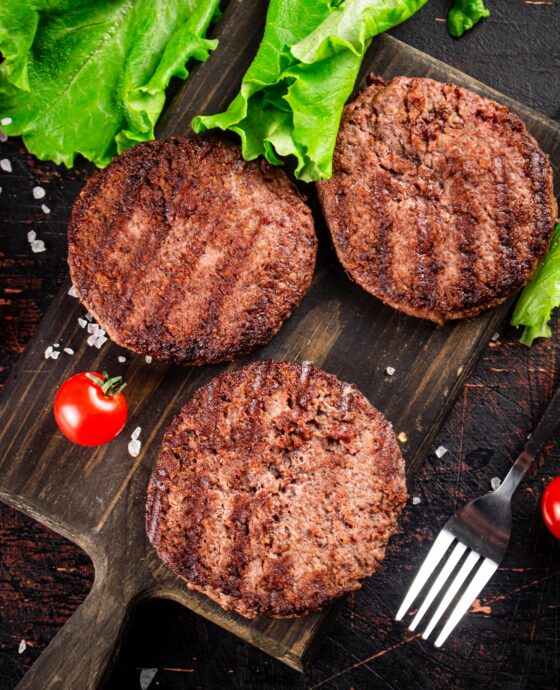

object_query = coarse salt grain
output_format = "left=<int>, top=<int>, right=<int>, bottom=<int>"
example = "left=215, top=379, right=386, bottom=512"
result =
left=118, top=355, right=126, bottom=363
left=94, top=335, right=108, bottom=349
left=87, top=323, right=97, bottom=334
left=139, top=668, right=158, bottom=690
left=128, top=439, right=141, bottom=458
left=0, top=131, right=7, bottom=143
left=131, top=427, right=141, bottom=441
left=18, top=640, right=26, bottom=654
left=1, top=117, right=12, bottom=126
left=85, top=313, right=93, bottom=321
left=87, top=334, right=97, bottom=347
left=50, top=350, right=60, bottom=360
left=435, top=445, right=448, bottom=459
left=32, top=186, right=45, bottom=199
left=41, top=204, right=51, bottom=214
left=490, top=477, right=502, bottom=491
left=53, top=343, right=59, bottom=348
left=44, top=346, right=53, bottom=359
left=386, top=366, right=395, bottom=376
left=1, top=159, right=12, bottom=172
left=145, top=355, right=152, bottom=364
left=78, top=317, right=87, bottom=328
left=0, top=187, right=2, bottom=194
left=30, top=239, right=46, bottom=253
left=491, top=332, right=500, bottom=342
left=27, top=230, right=36, bottom=242
left=64, top=347, right=74, bottom=355
left=68, top=285, right=78, bottom=297
left=412, top=496, right=421, bottom=505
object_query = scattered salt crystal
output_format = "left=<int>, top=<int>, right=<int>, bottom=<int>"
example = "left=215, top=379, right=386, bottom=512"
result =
left=131, top=427, right=141, bottom=441
left=0, top=130, right=7, bottom=143
left=397, top=431, right=408, bottom=443
left=0, top=187, right=2, bottom=194
left=44, top=346, right=53, bottom=359
left=30, top=239, right=46, bottom=253
left=118, top=355, right=126, bottom=363
left=78, top=317, right=87, bottom=328
left=94, top=335, right=108, bottom=349
left=1, top=117, right=12, bottom=126
left=1, top=158, right=12, bottom=172
left=41, top=204, right=51, bottom=214
left=386, top=366, right=395, bottom=376
left=50, top=350, right=60, bottom=360
left=27, top=230, right=36, bottom=242
left=139, top=668, right=158, bottom=690
left=53, top=343, right=59, bottom=348
left=145, top=355, right=152, bottom=364
left=491, top=332, right=500, bottom=342
left=412, top=496, right=421, bottom=505
left=64, top=347, right=74, bottom=355
left=435, top=445, right=448, bottom=459
left=18, top=640, right=26, bottom=654
left=87, top=323, right=97, bottom=334
left=490, top=477, right=501, bottom=491
left=300, top=360, right=311, bottom=383
left=87, top=334, right=97, bottom=347
left=68, top=285, right=78, bottom=298
left=32, top=186, right=45, bottom=199
left=128, top=439, right=142, bottom=458
left=85, top=313, right=93, bottom=321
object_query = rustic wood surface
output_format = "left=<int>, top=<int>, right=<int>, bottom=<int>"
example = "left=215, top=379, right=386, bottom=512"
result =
left=0, top=0, right=559, bottom=688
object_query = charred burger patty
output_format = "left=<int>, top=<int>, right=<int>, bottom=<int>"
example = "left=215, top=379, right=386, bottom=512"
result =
left=146, top=360, right=407, bottom=618
left=68, top=136, right=317, bottom=364
left=317, top=76, right=556, bottom=324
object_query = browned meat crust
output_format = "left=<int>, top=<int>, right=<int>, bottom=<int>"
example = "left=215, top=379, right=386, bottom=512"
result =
left=317, top=76, right=557, bottom=324
left=68, top=136, right=317, bottom=364
left=146, top=360, right=407, bottom=619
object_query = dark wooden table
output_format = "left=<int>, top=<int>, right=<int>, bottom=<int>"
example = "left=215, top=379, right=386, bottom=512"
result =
left=1, top=1, right=559, bottom=688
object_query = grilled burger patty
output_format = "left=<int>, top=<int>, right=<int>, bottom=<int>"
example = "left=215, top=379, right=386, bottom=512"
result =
left=68, top=137, right=317, bottom=364
left=317, top=76, right=557, bottom=324
left=146, top=360, right=407, bottom=619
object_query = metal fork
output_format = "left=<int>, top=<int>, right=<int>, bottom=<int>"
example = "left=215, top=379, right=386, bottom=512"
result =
left=396, top=380, right=560, bottom=647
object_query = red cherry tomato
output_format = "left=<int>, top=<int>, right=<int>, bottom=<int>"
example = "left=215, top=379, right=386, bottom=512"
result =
left=542, top=477, right=560, bottom=540
left=54, top=371, right=127, bottom=446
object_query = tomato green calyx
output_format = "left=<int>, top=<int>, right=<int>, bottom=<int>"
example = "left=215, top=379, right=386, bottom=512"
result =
left=86, top=371, right=127, bottom=396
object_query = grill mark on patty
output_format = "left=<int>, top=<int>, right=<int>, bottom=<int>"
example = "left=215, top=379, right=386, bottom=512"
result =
left=187, top=210, right=270, bottom=347
left=411, top=197, right=438, bottom=310
left=115, top=170, right=185, bottom=333
left=100, top=156, right=169, bottom=328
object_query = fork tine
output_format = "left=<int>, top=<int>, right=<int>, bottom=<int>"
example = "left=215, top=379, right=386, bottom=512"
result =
left=422, top=549, right=481, bottom=640
left=434, top=557, right=499, bottom=648
left=395, top=529, right=454, bottom=621
left=408, top=541, right=467, bottom=631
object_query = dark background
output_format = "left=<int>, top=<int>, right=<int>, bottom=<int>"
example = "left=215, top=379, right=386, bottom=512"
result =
left=1, top=1, right=559, bottom=688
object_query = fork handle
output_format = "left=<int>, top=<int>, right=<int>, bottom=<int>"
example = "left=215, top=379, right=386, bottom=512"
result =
left=498, top=380, right=560, bottom=499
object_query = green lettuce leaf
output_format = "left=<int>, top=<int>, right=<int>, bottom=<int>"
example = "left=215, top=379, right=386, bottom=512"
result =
left=511, top=223, right=560, bottom=347
left=0, top=0, right=221, bottom=167
left=447, top=0, right=490, bottom=38
left=192, top=0, right=429, bottom=182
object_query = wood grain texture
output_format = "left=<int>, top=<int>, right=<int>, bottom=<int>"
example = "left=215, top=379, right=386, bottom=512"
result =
left=0, top=0, right=559, bottom=687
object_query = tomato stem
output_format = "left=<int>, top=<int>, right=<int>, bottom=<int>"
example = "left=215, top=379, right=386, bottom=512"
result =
left=86, top=371, right=127, bottom=397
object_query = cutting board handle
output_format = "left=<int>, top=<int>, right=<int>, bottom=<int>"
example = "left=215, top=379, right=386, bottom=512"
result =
left=16, top=573, right=135, bottom=690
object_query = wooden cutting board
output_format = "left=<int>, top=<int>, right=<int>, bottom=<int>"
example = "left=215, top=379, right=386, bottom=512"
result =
left=1, top=2, right=559, bottom=687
